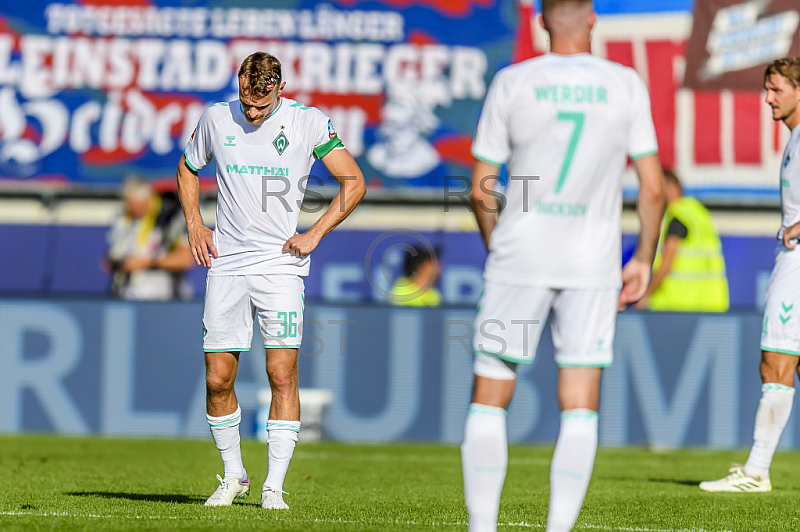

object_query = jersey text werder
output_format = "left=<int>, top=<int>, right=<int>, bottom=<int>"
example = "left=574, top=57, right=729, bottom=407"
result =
left=472, top=53, right=659, bottom=289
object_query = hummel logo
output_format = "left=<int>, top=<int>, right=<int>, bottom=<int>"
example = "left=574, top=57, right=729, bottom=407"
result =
left=780, top=302, right=793, bottom=324
left=225, top=135, right=236, bottom=147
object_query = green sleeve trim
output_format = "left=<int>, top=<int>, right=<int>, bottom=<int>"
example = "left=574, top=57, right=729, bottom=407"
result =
left=630, top=149, right=658, bottom=161
left=761, top=346, right=800, bottom=357
left=184, top=152, right=200, bottom=172
left=471, top=151, right=504, bottom=167
left=313, top=134, right=344, bottom=159
left=204, top=348, right=250, bottom=353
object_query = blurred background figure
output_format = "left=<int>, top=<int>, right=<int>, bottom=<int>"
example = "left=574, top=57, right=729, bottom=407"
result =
left=389, top=245, right=441, bottom=306
left=637, top=169, right=729, bottom=312
left=107, top=176, right=194, bottom=300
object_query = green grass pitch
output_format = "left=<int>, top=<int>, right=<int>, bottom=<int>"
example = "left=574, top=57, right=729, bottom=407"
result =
left=1, top=435, right=799, bottom=531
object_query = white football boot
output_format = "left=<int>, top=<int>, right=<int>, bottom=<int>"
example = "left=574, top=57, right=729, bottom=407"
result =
left=205, top=474, right=250, bottom=506
left=261, top=486, right=290, bottom=509
left=699, top=465, right=772, bottom=493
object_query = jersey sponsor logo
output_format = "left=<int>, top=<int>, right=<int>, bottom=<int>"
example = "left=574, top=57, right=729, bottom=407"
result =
left=534, top=85, right=608, bottom=104
left=224, top=135, right=236, bottom=147
left=273, top=131, right=289, bottom=155
left=190, top=129, right=196, bottom=141
left=225, top=164, right=289, bottom=176
left=785, top=154, right=791, bottom=168
left=327, top=119, right=336, bottom=139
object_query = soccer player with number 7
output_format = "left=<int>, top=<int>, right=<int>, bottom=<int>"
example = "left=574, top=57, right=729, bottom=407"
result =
left=176, top=52, right=365, bottom=510
left=460, top=1, right=665, bottom=530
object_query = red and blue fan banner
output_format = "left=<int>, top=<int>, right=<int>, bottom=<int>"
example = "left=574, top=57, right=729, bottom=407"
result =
left=0, top=0, right=796, bottom=195
left=0, top=0, right=513, bottom=189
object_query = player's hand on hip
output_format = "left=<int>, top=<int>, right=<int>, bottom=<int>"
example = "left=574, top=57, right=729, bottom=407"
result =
left=188, top=224, right=217, bottom=268
left=283, top=232, right=319, bottom=258
left=783, top=222, right=800, bottom=249
left=618, top=257, right=651, bottom=311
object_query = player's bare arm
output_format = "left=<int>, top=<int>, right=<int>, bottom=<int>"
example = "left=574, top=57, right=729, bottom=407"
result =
left=470, top=159, right=501, bottom=250
left=620, top=153, right=665, bottom=310
left=282, top=148, right=366, bottom=258
left=176, top=154, right=218, bottom=267
left=635, top=235, right=678, bottom=308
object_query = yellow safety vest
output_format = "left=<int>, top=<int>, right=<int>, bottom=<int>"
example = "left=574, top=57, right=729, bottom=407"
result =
left=648, top=197, right=729, bottom=312
left=389, top=277, right=442, bottom=307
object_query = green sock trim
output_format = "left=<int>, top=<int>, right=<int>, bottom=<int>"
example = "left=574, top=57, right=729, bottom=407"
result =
left=561, top=409, right=598, bottom=421
left=208, top=418, right=241, bottom=428
left=762, top=383, right=796, bottom=394
left=468, top=404, right=507, bottom=417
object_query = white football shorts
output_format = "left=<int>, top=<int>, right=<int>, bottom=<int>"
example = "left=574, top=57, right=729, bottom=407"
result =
left=472, top=281, right=617, bottom=372
left=761, top=245, right=800, bottom=356
left=203, top=274, right=305, bottom=352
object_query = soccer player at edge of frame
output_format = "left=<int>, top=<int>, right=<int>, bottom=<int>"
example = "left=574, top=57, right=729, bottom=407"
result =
left=461, top=0, right=665, bottom=531
left=176, top=51, right=366, bottom=510
left=699, top=58, right=800, bottom=493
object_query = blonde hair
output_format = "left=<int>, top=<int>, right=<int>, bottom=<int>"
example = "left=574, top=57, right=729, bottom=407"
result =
left=765, top=58, right=800, bottom=88
left=238, top=52, right=282, bottom=99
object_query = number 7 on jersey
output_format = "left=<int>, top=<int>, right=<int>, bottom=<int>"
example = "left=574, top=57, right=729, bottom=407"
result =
left=554, top=112, right=585, bottom=194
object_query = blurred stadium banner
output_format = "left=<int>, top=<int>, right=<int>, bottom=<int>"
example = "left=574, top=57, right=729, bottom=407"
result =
left=0, top=298, right=784, bottom=449
left=0, top=0, right=797, bottom=200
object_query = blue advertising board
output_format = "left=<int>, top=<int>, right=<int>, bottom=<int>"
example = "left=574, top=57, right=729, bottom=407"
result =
left=0, top=298, right=786, bottom=449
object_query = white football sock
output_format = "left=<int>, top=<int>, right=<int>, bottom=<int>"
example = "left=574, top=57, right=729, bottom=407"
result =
left=461, top=403, right=508, bottom=532
left=744, top=383, right=795, bottom=479
left=546, top=409, right=598, bottom=532
left=207, top=405, right=246, bottom=480
left=264, top=420, right=301, bottom=492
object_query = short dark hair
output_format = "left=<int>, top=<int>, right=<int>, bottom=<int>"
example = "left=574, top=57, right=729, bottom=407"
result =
left=541, top=0, right=593, bottom=15
left=403, top=245, right=437, bottom=278
left=238, top=52, right=282, bottom=99
left=765, top=58, right=800, bottom=89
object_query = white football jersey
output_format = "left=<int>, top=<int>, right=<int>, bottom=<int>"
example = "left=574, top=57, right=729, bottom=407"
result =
left=779, top=126, right=800, bottom=242
left=472, top=53, right=659, bottom=289
left=185, top=97, right=343, bottom=276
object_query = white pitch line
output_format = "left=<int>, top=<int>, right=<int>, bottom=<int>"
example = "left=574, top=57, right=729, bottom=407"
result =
left=293, top=451, right=550, bottom=466
left=0, top=511, right=733, bottom=532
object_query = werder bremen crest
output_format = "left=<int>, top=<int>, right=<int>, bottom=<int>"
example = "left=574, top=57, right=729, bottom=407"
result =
left=273, top=131, right=289, bottom=155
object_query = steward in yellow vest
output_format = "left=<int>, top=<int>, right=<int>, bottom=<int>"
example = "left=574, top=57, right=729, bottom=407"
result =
left=389, top=245, right=442, bottom=307
left=637, top=171, right=729, bottom=312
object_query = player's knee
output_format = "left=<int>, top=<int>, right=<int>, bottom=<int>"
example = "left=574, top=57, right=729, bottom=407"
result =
left=267, top=367, right=297, bottom=393
left=205, top=371, right=235, bottom=396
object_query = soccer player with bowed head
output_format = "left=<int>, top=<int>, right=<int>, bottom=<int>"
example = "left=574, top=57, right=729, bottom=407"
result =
left=700, top=58, right=800, bottom=493
left=176, top=51, right=365, bottom=509
left=462, top=0, right=665, bottom=530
